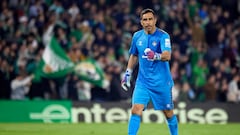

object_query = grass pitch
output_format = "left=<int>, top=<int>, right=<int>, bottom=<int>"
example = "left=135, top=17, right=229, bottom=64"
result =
left=0, top=123, right=239, bottom=135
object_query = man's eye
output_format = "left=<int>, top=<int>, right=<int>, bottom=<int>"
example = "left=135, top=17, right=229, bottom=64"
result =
left=143, top=18, right=153, bottom=21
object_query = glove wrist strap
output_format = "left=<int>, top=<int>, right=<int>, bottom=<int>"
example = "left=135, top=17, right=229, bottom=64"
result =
left=126, top=68, right=133, bottom=75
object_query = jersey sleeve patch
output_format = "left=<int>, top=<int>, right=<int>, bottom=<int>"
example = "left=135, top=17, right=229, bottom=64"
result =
left=165, top=39, right=171, bottom=48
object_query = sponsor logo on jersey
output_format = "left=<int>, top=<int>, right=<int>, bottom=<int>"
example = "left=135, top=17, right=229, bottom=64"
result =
left=138, top=41, right=143, bottom=46
left=166, top=104, right=171, bottom=109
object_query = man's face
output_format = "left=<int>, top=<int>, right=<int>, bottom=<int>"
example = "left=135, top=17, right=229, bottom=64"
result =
left=140, top=12, right=157, bottom=34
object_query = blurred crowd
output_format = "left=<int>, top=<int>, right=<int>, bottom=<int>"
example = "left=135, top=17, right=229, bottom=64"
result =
left=0, top=0, right=240, bottom=103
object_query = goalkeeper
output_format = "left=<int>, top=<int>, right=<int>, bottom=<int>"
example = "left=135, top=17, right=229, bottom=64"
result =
left=121, top=8, right=178, bottom=135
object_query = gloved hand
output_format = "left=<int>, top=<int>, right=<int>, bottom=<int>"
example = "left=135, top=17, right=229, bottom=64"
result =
left=121, top=69, right=132, bottom=91
left=143, top=48, right=161, bottom=61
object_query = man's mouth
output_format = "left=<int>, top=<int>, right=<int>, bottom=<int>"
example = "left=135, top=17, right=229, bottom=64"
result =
left=146, top=26, right=151, bottom=29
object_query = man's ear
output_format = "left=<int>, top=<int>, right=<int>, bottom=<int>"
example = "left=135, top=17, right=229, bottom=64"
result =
left=140, top=19, right=143, bottom=26
left=154, top=17, right=157, bottom=24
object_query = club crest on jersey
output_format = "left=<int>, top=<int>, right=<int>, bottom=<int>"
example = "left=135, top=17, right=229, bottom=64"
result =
left=152, top=41, right=157, bottom=47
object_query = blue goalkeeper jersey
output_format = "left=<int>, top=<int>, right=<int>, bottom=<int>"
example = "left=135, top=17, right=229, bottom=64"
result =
left=129, top=28, right=174, bottom=90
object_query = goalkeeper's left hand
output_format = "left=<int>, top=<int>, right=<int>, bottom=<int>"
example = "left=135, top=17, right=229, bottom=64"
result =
left=121, top=69, right=132, bottom=91
left=144, top=48, right=161, bottom=61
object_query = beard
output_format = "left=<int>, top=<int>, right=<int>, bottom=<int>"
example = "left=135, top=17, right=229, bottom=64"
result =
left=144, top=25, right=155, bottom=34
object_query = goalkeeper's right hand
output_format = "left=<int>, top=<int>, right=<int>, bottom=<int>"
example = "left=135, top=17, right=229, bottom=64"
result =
left=121, top=69, right=132, bottom=91
left=143, top=48, right=161, bottom=61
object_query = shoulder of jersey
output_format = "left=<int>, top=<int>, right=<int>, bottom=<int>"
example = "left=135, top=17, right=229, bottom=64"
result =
left=157, top=28, right=169, bottom=36
left=133, top=30, right=145, bottom=38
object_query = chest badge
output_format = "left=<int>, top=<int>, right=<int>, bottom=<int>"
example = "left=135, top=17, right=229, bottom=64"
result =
left=152, top=41, right=157, bottom=47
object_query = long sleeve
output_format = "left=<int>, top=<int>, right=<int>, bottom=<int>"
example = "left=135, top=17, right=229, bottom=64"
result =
left=11, top=76, right=32, bottom=91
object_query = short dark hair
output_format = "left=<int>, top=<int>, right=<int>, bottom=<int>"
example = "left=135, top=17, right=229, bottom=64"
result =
left=140, top=8, right=156, bottom=19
